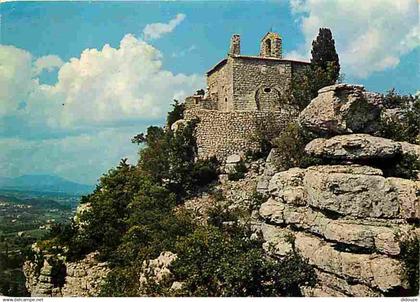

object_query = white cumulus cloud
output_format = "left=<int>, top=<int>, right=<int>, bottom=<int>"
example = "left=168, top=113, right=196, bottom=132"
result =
left=288, top=0, right=420, bottom=78
left=1, top=33, right=204, bottom=130
left=33, top=54, right=64, bottom=75
left=0, top=45, right=35, bottom=116
left=143, top=13, right=186, bottom=40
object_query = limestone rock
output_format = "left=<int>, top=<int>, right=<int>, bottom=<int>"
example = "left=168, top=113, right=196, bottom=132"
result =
left=299, top=84, right=382, bottom=135
left=304, top=165, right=418, bottom=219
left=386, top=177, right=420, bottom=219
left=259, top=198, right=285, bottom=224
left=24, top=252, right=109, bottom=297
left=306, top=270, right=382, bottom=297
left=139, top=251, right=177, bottom=288
left=170, top=281, right=184, bottom=291
left=264, top=164, right=419, bottom=219
left=305, top=134, right=402, bottom=161
left=170, top=119, right=186, bottom=132
left=400, top=141, right=420, bottom=160
left=226, top=153, right=242, bottom=164
left=259, top=200, right=411, bottom=256
left=268, top=167, right=307, bottom=206
left=294, top=232, right=407, bottom=292
left=257, top=148, right=281, bottom=193
left=260, top=223, right=293, bottom=256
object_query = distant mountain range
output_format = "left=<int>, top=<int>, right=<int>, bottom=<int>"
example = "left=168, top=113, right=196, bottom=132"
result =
left=0, top=174, right=94, bottom=195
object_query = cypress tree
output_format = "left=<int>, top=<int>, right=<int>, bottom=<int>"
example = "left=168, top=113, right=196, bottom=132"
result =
left=311, top=28, right=340, bottom=82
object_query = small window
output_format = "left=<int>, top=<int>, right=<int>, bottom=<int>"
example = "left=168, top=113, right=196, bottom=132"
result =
left=225, top=98, right=228, bottom=102
left=264, top=87, right=271, bottom=93
left=195, top=99, right=199, bottom=104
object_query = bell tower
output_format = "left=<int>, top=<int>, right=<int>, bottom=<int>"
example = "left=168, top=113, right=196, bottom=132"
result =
left=260, top=32, right=282, bottom=59
left=229, top=34, right=241, bottom=56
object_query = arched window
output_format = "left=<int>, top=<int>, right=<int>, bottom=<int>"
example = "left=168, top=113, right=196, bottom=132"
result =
left=264, top=39, right=272, bottom=56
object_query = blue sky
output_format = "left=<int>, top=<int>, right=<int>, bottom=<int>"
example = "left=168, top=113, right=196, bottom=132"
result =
left=1, top=1, right=419, bottom=184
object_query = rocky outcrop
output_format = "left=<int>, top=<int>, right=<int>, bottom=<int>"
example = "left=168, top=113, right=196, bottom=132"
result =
left=256, top=148, right=281, bottom=194
left=24, top=252, right=109, bottom=297
left=139, top=251, right=177, bottom=287
left=305, top=134, right=420, bottom=165
left=259, top=163, right=418, bottom=295
left=305, top=134, right=402, bottom=161
left=299, top=84, right=382, bottom=135
left=258, top=84, right=419, bottom=297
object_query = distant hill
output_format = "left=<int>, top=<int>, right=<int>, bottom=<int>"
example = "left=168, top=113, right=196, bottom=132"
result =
left=0, top=174, right=94, bottom=195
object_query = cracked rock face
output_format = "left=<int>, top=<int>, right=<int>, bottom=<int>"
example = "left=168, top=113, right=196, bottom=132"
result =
left=24, top=252, right=110, bottom=297
left=299, top=84, right=383, bottom=135
left=266, top=165, right=419, bottom=219
left=305, top=134, right=402, bottom=161
left=258, top=162, right=419, bottom=296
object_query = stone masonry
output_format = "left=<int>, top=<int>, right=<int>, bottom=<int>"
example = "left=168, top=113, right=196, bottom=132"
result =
left=184, top=32, right=309, bottom=160
left=184, top=108, right=297, bottom=160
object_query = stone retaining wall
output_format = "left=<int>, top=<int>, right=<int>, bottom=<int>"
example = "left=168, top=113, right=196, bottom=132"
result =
left=184, top=108, right=297, bottom=160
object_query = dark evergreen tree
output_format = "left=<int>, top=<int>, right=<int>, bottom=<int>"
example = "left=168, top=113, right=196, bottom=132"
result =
left=311, top=28, right=340, bottom=83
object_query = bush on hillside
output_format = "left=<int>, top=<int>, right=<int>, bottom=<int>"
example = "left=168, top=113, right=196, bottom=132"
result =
left=378, top=90, right=420, bottom=144
left=400, top=237, right=419, bottom=296
left=227, top=160, right=248, bottom=181
left=272, top=122, right=321, bottom=170
left=170, top=225, right=317, bottom=297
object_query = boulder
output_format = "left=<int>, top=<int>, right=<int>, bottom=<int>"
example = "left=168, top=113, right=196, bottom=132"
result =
left=267, top=168, right=307, bottom=205
left=259, top=200, right=411, bottom=255
left=139, top=251, right=177, bottom=287
left=305, top=134, right=402, bottom=161
left=265, top=164, right=419, bottom=219
left=400, top=141, right=420, bottom=160
left=225, top=153, right=242, bottom=173
left=303, top=165, right=418, bottom=219
left=257, top=148, right=281, bottom=193
left=259, top=198, right=285, bottom=224
left=294, top=232, right=407, bottom=292
left=299, top=84, right=382, bottom=135
left=226, top=153, right=242, bottom=164
left=260, top=223, right=293, bottom=256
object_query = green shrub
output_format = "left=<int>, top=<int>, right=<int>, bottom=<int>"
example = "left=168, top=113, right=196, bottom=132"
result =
left=228, top=160, right=248, bottom=181
left=380, top=154, right=420, bottom=180
left=249, top=191, right=268, bottom=211
left=171, top=225, right=317, bottom=297
left=100, top=266, right=141, bottom=297
left=400, top=237, right=419, bottom=296
left=246, top=131, right=273, bottom=161
left=378, top=90, right=420, bottom=144
left=272, top=122, right=321, bottom=170
left=191, top=157, right=219, bottom=187
left=167, top=99, right=185, bottom=128
left=207, top=204, right=241, bottom=228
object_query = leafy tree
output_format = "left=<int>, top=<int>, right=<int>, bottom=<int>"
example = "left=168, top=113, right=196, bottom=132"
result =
left=311, top=28, right=340, bottom=83
left=167, top=100, right=185, bottom=128
left=68, top=159, right=141, bottom=261
left=171, top=225, right=316, bottom=296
